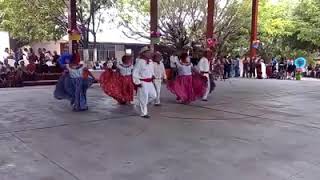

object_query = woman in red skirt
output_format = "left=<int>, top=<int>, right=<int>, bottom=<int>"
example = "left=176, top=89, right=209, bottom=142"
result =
left=167, top=53, right=207, bottom=104
left=100, top=55, right=134, bottom=104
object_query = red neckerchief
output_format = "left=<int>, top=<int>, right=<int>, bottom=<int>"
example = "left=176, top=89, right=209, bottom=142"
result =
left=120, top=63, right=132, bottom=67
left=180, top=61, right=191, bottom=66
left=153, top=60, right=161, bottom=64
left=142, top=58, right=150, bottom=64
left=70, top=64, right=83, bottom=69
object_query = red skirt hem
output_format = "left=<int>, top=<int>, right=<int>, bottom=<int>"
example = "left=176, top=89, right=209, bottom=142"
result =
left=100, top=70, right=134, bottom=104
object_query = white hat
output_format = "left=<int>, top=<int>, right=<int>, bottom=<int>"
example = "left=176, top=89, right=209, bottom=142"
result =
left=139, top=46, right=151, bottom=54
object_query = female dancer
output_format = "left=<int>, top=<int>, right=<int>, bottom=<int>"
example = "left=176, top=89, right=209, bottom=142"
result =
left=100, top=55, right=135, bottom=104
left=54, top=51, right=95, bottom=111
left=167, top=53, right=207, bottom=104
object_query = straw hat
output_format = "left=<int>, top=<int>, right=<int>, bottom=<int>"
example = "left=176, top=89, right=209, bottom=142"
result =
left=139, top=46, right=151, bottom=54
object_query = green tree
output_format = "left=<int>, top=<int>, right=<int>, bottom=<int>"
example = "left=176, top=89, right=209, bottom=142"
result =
left=0, top=0, right=66, bottom=43
left=116, top=0, right=249, bottom=53
left=293, top=0, right=320, bottom=47
left=0, top=0, right=114, bottom=49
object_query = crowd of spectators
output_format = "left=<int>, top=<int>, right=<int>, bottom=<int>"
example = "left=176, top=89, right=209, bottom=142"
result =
left=306, top=64, right=320, bottom=78
left=0, top=47, right=62, bottom=88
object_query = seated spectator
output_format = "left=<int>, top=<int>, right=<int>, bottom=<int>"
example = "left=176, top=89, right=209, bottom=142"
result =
left=16, top=61, right=27, bottom=85
left=93, top=61, right=102, bottom=70
left=0, top=62, right=7, bottom=87
left=36, top=53, right=49, bottom=73
left=25, top=60, right=37, bottom=80
left=38, top=60, right=49, bottom=73
left=28, top=48, right=38, bottom=63
left=7, top=67, right=18, bottom=87
left=316, top=66, right=320, bottom=78
left=52, top=51, right=60, bottom=65
left=45, top=51, right=53, bottom=63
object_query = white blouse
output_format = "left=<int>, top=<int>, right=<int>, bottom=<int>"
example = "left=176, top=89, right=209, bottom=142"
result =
left=117, top=64, right=133, bottom=76
left=177, top=61, right=192, bottom=76
left=67, top=65, right=85, bottom=78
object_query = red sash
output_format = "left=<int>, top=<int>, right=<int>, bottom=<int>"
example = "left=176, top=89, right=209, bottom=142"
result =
left=140, top=78, right=153, bottom=82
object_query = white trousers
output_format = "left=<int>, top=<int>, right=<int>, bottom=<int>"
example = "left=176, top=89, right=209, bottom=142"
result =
left=203, top=74, right=210, bottom=100
left=154, top=79, right=162, bottom=105
left=137, top=81, right=157, bottom=116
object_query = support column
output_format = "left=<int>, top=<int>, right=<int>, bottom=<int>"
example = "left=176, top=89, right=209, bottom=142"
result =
left=68, top=0, right=78, bottom=54
left=150, top=0, right=158, bottom=52
left=207, top=0, right=215, bottom=40
left=250, top=0, right=259, bottom=58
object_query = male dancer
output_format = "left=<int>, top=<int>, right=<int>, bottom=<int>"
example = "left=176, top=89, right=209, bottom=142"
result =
left=133, top=47, right=157, bottom=118
left=197, top=49, right=212, bottom=101
left=153, top=51, right=167, bottom=106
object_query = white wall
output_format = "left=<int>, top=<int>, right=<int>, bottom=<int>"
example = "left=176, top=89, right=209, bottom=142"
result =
left=115, top=45, right=125, bottom=61
left=30, top=41, right=63, bottom=53
left=0, top=31, right=10, bottom=61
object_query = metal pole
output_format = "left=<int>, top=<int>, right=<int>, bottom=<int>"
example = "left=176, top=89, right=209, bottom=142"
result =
left=250, top=0, right=259, bottom=58
left=68, top=0, right=78, bottom=54
left=150, top=0, right=158, bottom=52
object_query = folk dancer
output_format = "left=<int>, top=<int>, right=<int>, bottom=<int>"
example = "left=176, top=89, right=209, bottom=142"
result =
left=197, top=49, right=215, bottom=101
left=54, top=51, right=95, bottom=111
left=133, top=47, right=157, bottom=118
left=153, top=51, right=167, bottom=106
left=169, top=53, right=179, bottom=80
left=167, top=53, right=207, bottom=104
left=100, top=55, right=134, bottom=104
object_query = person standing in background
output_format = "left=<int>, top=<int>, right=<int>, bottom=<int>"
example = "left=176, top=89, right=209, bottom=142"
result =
left=249, top=57, right=256, bottom=78
left=223, top=56, right=231, bottom=79
left=234, top=55, right=240, bottom=77
left=2, top=48, right=10, bottom=62
left=242, top=56, right=250, bottom=78
left=153, top=51, right=167, bottom=106
left=170, top=53, right=179, bottom=80
left=52, top=51, right=60, bottom=66
left=197, top=49, right=212, bottom=101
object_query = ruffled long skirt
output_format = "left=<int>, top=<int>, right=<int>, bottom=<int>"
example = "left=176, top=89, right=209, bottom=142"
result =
left=167, top=74, right=207, bottom=104
left=54, top=74, right=92, bottom=111
left=100, top=70, right=134, bottom=104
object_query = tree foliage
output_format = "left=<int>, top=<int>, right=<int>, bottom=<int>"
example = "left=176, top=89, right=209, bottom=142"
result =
left=117, top=0, right=249, bottom=52
left=116, top=0, right=320, bottom=58
left=294, top=0, right=320, bottom=46
left=0, top=0, right=115, bottom=46
left=0, top=0, right=66, bottom=43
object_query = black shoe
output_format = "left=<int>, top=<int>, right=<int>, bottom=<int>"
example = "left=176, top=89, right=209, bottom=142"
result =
left=141, top=115, right=150, bottom=118
left=202, top=99, right=208, bottom=102
left=154, top=104, right=162, bottom=106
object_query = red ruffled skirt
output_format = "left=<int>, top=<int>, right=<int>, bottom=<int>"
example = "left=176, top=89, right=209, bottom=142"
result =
left=100, top=70, right=134, bottom=104
left=167, top=73, right=207, bottom=104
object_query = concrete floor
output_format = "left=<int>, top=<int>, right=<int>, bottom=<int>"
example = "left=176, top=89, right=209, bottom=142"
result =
left=0, top=79, right=319, bottom=180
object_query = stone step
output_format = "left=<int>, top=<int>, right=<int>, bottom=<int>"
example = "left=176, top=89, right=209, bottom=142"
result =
left=23, top=80, right=58, bottom=86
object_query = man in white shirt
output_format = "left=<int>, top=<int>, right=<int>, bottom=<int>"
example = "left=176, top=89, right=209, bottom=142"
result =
left=170, top=54, right=178, bottom=68
left=197, top=49, right=212, bottom=101
left=153, top=51, right=167, bottom=106
left=133, top=47, right=157, bottom=118
left=2, top=48, right=10, bottom=62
